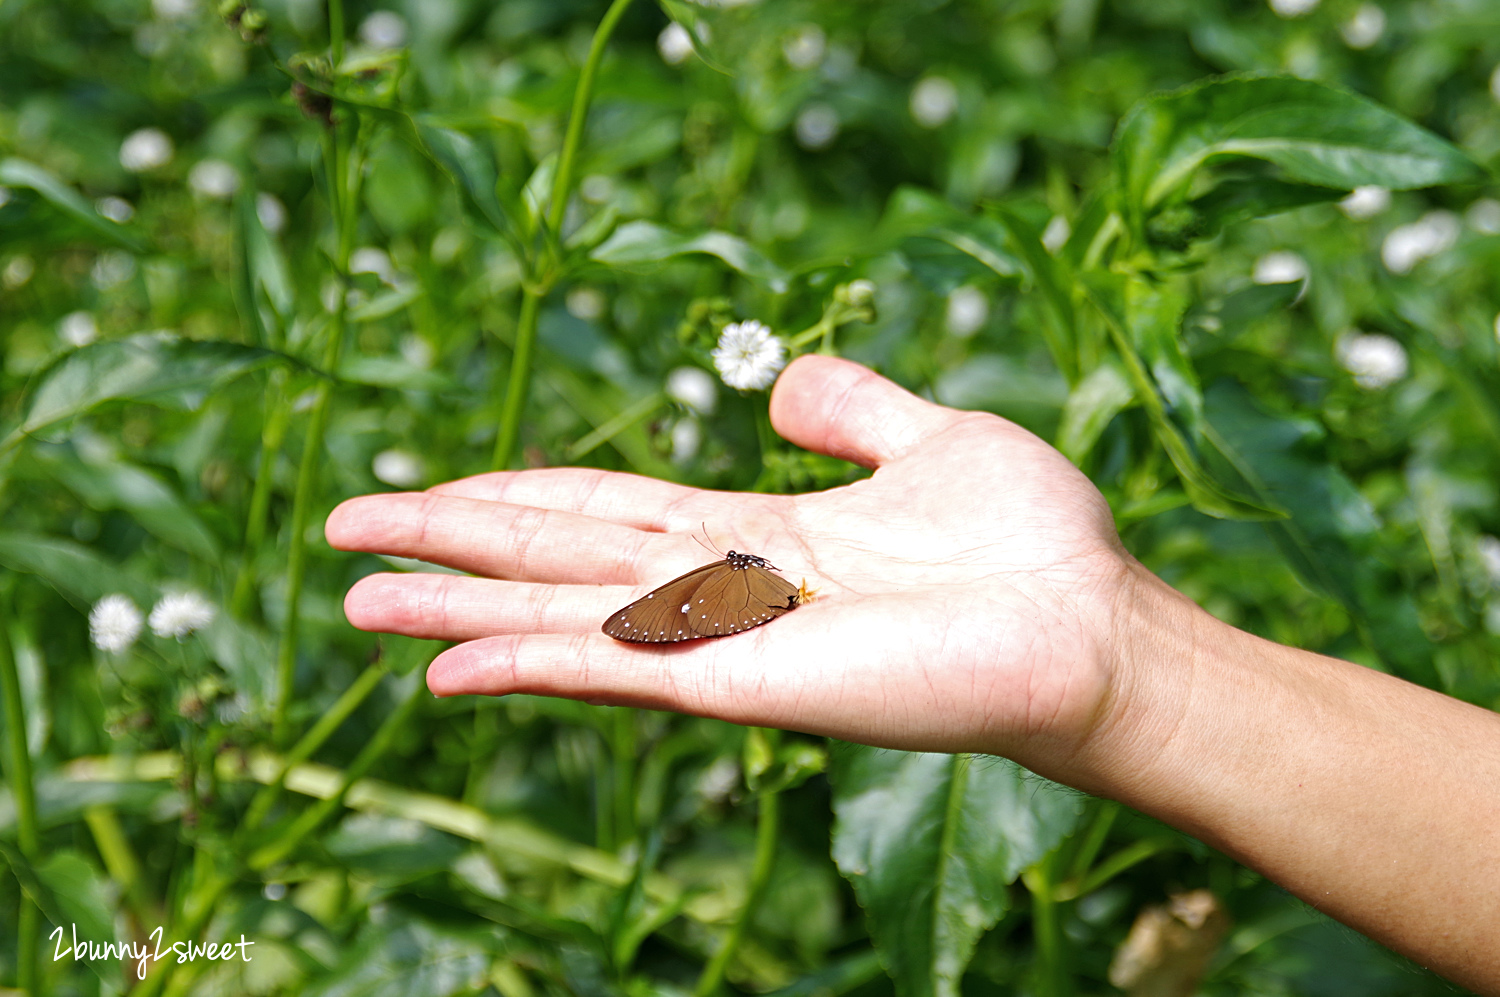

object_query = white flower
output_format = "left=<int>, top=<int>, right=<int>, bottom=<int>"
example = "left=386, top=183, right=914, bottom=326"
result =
left=359, top=10, right=407, bottom=49
left=59, top=311, right=99, bottom=347
left=120, top=128, right=174, bottom=172
left=658, top=22, right=694, bottom=65
left=1478, top=536, right=1500, bottom=589
left=910, top=76, right=958, bottom=128
left=794, top=104, right=839, bottom=150
left=1381, top=210, right=1459, bottom=274
left=90, top=594, right=143, bottom=653
left=96, top=196, right=135, bottom=223
left=373, top=449, right=424, bottom=488
left=399, top=333, right=433, bottom=369
left=1336, top=331, right=1407, bottom=389
left=712, top=320, right=786, bottom=390
left=3, top=256, right=34, bottom=289
left=782, top=24, right=826, bottom=70
left=565, top=286, right=606, bottom=321
left=350, top=246, right=395, bottom=284
left=1340, top=4, right=1385, bottom=48
left=1252, top=250, right=1308, bottom=285
left=945, top=286, right=989, bottom=338
left=91, top=251, right=137, bottom=290
left=1041, top=214, right=1071, bottom=254
left=666, top=366, right=717, bottom=414
left=188, top=159, right=239, bottom=199
left=1269, top=0, right=1319, bottom=16
left=1338, top=185, right=1390, bottom=220
left=149, top=590, right=216, bottom=639
left=152, top=0, right=196, bottom=19
left=1466, top=198, right=1500, bottom=235
left=256, top=192, right=287, bottom=233
left=671, top=418, right=702, bottom=463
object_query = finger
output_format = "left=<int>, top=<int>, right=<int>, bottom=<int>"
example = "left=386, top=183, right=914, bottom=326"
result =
left=325, top=492, right=651, bottom=584
left=769, top=355, right=967, bottom=468
left=345, top=572, right=633, bottom=640
left=428, top=467, right=705, bottom=532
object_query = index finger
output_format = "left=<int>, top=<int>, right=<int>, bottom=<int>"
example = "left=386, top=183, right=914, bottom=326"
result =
left=429, top=467, right=709, bottom=532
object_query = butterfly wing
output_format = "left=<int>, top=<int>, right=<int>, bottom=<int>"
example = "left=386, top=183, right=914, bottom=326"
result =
left=686, top=563, right=799, bottom=637
left=602, top=561, right=725, bottom=643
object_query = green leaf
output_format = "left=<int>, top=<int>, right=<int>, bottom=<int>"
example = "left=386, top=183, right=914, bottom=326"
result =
left=11, top=334, right=301, bottom=445
left=339, top=355, right=455, bottom=392
left=1188, top=175, right=1344, bottom=238
left=591, top=221, right=790, bottom=292
left=412, top=121, right=517, bottom=244
left=1113, top=75, right=1486, bottom=232
left=0, top=845, right=117, bottom=986
left=0, top=532, right=152, bottom=607
left=831, top=748, right=1083, bottom=997
left=989, top=207, right=1079, bottom=384
left=0, top=158, right=146, bottom=251
left=1085, top=278, right=1284, bottom=521
left=30, top=443, right=220, bottom=560
left=1057, top=361, right=1134, bottom=464
left=347, top=285, right=422, bottom=323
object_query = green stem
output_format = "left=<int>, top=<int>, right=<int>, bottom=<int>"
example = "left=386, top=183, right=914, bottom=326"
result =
left=694, top=786, right=780, bottom=996
left=612, top=707, right=636, bottom=848
left=232, top=370, right=290, bottom=620
left=244, top=658, right=389, bottom=831
left=272, top=116, right=363, bottom=747
left=328, top=0, right=345, bottom=65
left=490, top=0, right=638, bottom=472
left=1023, top=861, right=1069, bottom=997
left=0, top=599, right=39, bottom=993
left=251, top=678, right=425, bottom=871
left=492, top=289, right=542, bottom=471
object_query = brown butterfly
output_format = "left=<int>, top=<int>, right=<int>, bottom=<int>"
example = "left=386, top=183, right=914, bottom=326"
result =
left=602, top=549, right=810, bottom=643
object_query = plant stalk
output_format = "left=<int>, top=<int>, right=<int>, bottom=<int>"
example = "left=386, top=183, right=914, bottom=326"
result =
left=0, top=600, right=39, bottom=994
left=489, top=0, right=638, bottom=471
left=232, top=369, right=290, bottom=620
left=693, top=786, right=780, bottom=996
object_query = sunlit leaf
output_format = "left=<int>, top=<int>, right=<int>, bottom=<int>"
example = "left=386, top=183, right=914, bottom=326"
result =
left=0, top=158, right=145, bottom=250
left=831, top=748, right=1083, bottom=997
left=592, top=221, right=790, bottom=291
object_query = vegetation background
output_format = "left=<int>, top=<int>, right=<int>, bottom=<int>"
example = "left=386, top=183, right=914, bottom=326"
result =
left=2, top=0, right=1499, bottom=993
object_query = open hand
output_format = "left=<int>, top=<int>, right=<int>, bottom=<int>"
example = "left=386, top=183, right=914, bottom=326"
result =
left=326, top=356, right=1136, bottom=767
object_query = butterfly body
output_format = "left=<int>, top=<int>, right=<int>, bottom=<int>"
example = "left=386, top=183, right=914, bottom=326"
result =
left=602, top=550, right=801, bottom=643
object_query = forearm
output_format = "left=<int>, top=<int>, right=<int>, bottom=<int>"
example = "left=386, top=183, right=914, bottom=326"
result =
left=1084, top=564, right=1500, bottom=992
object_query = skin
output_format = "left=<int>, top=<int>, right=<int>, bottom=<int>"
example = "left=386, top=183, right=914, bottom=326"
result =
left=327, top=355, right=1500, bottom=993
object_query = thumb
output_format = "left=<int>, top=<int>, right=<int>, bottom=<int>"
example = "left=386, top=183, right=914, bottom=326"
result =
left=769, top=355, right=965, bottom=468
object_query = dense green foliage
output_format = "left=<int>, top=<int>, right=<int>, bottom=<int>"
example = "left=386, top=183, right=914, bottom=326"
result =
left=2, top=0, right=1499, bottom=994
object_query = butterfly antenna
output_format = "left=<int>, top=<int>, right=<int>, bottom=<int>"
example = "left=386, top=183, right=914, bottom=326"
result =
left=693, top=524, right=725, bottom=557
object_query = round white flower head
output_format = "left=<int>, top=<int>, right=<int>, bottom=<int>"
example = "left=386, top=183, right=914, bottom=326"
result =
left=1340, top=4, right=1385, bottom=48
left=120, top=128, right=174, bottom=172
left=945, top=285, right=989, bottom=338
left=256, top=192, right=287, bottom=234
left=712, top=320, right=787, bottom=391
left=1339, top=185, right=1390, bottom=220
left=59, top=311, right=99, bottom=347
left=373, top=448, right=424, bottom=488
left=1477, top=536, right=1500, bottom=589
left=666, top=366, right=717, bottom=414
left=359, top=10, right=407, bottom=49
left=90, top=594, right=143, bottom=653
left=782, top=24, right=826, bottom=70
left=1269, top=0, right=1319, bottom=17
left=189, top=159, right=239, bottom=199
left=1381, top=210, right=1459, bottom=274
left=565, top=286, right=606, bottom=321
left=671, top=417, right=702, bottom=464
left=149, top=590, right=216, bottom=639
left=658, top=22, right=694, bottom=65
left=350, top=246, right=395, bottom=283
left=910, top=76, right=959, bottom=128
left=795, top=104, right=839, bottom=150
left=1336, top=331, right=1407, bottom=389
left=1466, top=198, right=1500, bottom=235
left=96, top=196, right=135, bottom=223
left=1252, top=250, right=1309, bottom=285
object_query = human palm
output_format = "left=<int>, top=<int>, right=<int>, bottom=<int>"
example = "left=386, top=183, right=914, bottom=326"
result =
left=327, top=356, right=1132, bottom=763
